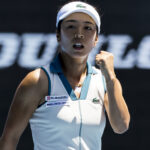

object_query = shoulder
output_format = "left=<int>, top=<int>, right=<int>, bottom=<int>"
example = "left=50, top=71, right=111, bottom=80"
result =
left=22, top=68, right=47, bottom=87
left=17, top=68, right=48, bottom=100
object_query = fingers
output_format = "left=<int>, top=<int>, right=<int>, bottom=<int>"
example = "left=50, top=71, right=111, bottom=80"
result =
left=95, top=50, right=116, bottom=80
left=95, top=55, right=104, bottom=67
left=95, top=50, right=114, bottom=68
left=96, top=51, right=114, bottom=61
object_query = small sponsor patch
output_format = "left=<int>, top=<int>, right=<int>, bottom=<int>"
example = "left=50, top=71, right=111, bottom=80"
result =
left=45, top=95, right=68, bottom=101
left=45, top=95, right=69, bottom=107
left=92, top=98, right=99, bottom=103
left=45, top=96, right=51, bottom=101
left=46, top=101, right=69, bottom=107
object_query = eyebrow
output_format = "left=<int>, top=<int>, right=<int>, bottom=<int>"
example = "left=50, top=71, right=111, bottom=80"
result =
left=64, top=19, right=95, bottom=25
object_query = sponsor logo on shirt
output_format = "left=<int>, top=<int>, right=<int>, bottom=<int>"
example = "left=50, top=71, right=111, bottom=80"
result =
left=92, top=98, right=99, bottom=103
left=45, top=95, right=68, bottom=101
left=45, top=95, right=69, bottom=107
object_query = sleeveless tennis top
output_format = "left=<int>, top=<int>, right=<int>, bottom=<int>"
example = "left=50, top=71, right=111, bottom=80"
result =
left=29, top=54, right=106, bottom=150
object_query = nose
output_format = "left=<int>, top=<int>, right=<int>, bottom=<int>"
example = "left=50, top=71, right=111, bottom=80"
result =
left=74, top=34, right=84, bottom=39
left=74, top=27, right=84, bottom=39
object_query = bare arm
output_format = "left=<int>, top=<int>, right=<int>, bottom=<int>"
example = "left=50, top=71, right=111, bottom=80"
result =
left=104, top=78, right=130, bottom=134
left=96, top=51, right=130, bottom=134
left=0, top=69, right=48, bottom=150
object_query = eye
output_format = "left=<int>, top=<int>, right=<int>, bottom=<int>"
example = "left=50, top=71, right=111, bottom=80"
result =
left=67, top=25, right=75, bottom=29
left=84, top=26, right=92, bottom=30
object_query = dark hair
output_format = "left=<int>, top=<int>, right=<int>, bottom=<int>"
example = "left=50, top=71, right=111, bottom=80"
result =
left=57, top=20, right=63, bottom=34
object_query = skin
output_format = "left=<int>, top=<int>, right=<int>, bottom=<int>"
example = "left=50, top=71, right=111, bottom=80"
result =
left=96, top=51, right=130, bottom=133
left=57, top=12, right=98, bottom=89
left=0, top=69, right=48, bottom=150
left=0, top=12, right=130, bottom=150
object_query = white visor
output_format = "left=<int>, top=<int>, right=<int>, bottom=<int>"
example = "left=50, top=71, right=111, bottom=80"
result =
left=56, top=1, right=101, bottom=33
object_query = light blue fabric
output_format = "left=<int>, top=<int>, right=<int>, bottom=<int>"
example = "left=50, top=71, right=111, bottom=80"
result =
left=50, top=54, right=97, bottom=100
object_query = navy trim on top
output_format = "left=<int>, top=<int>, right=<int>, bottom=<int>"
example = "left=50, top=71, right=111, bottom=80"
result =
left=58, top=73, right=77, bottom=100
left=50, top=54, right=63, bottom=73
left=41, top=66, right=51, bottom=95
left=50, top=54, right=97, bottom=100
left=37, top=66, right=51, bottom=108
left=50, top=54, right=97, bottom=75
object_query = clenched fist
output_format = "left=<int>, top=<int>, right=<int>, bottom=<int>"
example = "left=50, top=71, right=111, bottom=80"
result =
left=95, top=51, right=116, bottom=81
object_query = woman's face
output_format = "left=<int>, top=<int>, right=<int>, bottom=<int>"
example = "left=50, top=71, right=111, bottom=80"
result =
left=58, top=12, right=98, bottom=59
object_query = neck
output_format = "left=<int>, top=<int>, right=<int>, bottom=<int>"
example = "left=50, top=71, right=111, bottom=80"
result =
left=59, top=52, right=88, bottom=79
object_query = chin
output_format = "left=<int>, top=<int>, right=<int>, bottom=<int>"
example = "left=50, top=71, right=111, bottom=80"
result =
left=60, top=48, right=89, bottom=59
left=70, top=53, right=88, bottom=59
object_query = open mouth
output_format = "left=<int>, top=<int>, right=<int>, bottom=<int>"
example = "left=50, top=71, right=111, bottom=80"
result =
left=73, top=43, right=84, bottom=49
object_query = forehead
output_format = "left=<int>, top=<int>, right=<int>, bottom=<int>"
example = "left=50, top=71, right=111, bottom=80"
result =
left=63, top=12, right=96, bottom=25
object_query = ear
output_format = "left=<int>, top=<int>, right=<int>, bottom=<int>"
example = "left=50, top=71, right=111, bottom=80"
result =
left=56, top=31, right=61, bottom=42
left=94, top=35, right=99, bottom=46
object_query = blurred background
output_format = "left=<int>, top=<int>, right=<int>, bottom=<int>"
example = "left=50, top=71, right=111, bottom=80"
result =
left=0, top=0, right=150, bottom=149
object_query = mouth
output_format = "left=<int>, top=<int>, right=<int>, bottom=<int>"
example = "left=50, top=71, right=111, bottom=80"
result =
left=73, top=43, right=84, bottom=50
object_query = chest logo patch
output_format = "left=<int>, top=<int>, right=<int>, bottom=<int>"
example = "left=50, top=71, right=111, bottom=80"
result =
left=92, top=98, right=99, bottom=103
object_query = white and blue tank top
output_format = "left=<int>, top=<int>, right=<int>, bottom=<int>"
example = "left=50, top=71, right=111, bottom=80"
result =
left=29, top=54, right=106, bottom=150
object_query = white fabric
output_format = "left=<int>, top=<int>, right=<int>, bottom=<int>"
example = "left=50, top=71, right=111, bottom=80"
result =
left=29, top=64, right=106, bottom=150
left=56, top=1, right=101, bottom=33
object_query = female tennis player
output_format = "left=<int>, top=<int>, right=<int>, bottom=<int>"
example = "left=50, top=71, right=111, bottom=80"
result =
left=0, top=1, right=130, bottom=150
